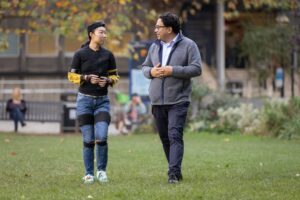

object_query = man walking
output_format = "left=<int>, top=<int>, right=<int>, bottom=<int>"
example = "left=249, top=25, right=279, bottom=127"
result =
left=142, top=12, right=202, bottom=183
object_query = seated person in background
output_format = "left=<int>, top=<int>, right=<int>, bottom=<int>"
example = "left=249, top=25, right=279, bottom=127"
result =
left=6, top=87, right=27, bottom=132
left=117, top=93, right=147, bottom=134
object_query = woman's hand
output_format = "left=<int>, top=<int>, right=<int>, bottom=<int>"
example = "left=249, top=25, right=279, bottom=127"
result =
left=98, top=76, right=109, bottom=87
left=82, top=74, right=100, bottom=84
left=89, top=75, right=101, bottom=84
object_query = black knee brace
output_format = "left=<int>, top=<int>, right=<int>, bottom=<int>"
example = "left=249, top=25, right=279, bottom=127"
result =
left=78, top=114, right=94, bottom=126
left=94, top=112, right=111, bottom=124
left=96, top=140, right=107, bottom=146
left=83, top=141, right=95, bottom=148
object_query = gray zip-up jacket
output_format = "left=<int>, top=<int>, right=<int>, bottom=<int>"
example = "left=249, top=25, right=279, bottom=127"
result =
left=142, top=33, right=202, bottom=105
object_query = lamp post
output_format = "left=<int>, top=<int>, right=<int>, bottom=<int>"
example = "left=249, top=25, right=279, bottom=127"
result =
left=291, top=5, right=300, bottom=97
left=276, top=13, right=290, bottom=98
left=291, top=47, right=297, bottom=97
left=216, top=0, right=225, bottom=92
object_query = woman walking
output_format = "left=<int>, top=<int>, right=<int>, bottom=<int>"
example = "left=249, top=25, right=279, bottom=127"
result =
left=68, top=21, right=119, bottom=184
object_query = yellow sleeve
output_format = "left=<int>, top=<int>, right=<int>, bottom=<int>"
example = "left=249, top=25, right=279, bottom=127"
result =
left=68, top=72, right=82, bottom=85
left=108, top=69, right=120, bottom=87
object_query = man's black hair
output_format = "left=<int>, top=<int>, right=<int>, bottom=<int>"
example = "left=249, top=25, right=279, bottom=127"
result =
left=158, top=12, right=181, bottom=34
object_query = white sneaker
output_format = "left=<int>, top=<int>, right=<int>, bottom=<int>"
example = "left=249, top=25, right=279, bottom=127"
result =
left=97, top=170, right=108, bottom=183
left=82, top=174, right=94, bottom=184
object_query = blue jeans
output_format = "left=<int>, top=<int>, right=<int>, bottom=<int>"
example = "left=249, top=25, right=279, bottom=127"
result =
left=9, top=107, right=25, bottom=132
left=76, top=93, right=110, bottom=176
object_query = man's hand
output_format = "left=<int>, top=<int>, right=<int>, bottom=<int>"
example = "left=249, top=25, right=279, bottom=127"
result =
left=160, top=65, right=173, bottom=77
left=150, top=63, right=162, bottom=78
left=150, top=64, right=173, bottom=78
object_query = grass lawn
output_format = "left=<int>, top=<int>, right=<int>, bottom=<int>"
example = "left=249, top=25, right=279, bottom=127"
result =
left=0, top=132, right=299, bottom=200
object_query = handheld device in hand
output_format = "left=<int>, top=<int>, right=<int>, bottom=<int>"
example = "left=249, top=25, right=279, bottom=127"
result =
left=100, top=76, right=108, bottom=81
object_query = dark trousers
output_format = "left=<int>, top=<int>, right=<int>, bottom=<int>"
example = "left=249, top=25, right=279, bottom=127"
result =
left=9, top=108, right=25, bottom=132
left=152, top=101, right=189, bottom=176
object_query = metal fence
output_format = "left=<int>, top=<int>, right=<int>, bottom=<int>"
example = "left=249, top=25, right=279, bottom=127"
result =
left=0, top=78, right=129, bottom=102
left=0, top=79, right=77, bottom=102
left=0, top=100, right=63, bottom=122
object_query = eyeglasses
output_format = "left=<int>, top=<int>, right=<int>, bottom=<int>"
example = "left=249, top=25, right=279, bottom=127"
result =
left=154, top=25, right=166, bottom=30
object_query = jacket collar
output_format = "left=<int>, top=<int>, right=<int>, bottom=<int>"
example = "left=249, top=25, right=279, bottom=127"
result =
left=154, top=32, right=184, bottom=46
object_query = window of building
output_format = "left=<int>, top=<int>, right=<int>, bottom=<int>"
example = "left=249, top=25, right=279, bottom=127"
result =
left=26, top=32, right=58, bottom=56
left=0, top=32, right=20, bottom=57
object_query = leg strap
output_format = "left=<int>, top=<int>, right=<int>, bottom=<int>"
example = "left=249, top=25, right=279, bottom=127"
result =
left=78, top=114, right=94, bottom=126
left=95, top=112, right=111, bottom=124
left=96, top=141, right=107, bottom=146
left=83, top=141, right=95, bottom=148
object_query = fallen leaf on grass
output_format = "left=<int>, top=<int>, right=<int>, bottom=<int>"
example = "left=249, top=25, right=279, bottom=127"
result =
left=296, top=173, right=300, bottom=177
left=223, top=138, right=230, bottom=142
left=10, top=152, right=17, bottom=156
left=87, top=195, right=93, bottom=199
left=67, top=168, right=73, bottom=172
left=4, top=139, right=10, bottom=143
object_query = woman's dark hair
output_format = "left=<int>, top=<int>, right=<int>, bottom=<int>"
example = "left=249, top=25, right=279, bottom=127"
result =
left=87, top=21, right=106, bottom=40
left=158, top=12, right=181, bottom=34
left=80, top=41, right=90, bottom=48
left=81, top=21, right=106, bottom=47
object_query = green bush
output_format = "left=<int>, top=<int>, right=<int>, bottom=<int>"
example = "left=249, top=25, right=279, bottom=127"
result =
left=279, top=115, right=300, bottom=140
left=254, top=97, right=300, bottom=139
left=217, top=104, right=261, bottom=135
left=259, top=99, right=287, bottom=136
left=189, top=83, right=300, bottom=139
left=215, top=97, right=300, bottom=138
left=188, top=86, right=240, bottom=133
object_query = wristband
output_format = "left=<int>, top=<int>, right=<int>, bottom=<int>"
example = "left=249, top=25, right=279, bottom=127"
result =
left=81, top=75, right=92, bottom=82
